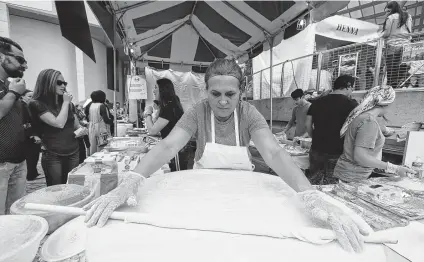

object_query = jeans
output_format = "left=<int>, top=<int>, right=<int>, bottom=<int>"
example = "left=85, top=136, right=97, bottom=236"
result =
left=0, top=161, right=27, bottom=214
left=41, top=150, right=79, bottom=186
left=308, top=150, right=340, bottom=185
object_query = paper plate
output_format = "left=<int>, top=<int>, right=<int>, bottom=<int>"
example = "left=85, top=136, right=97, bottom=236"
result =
left=41, top=216, right=87, bottom=262
left=0, top=215, right=48, bottom=262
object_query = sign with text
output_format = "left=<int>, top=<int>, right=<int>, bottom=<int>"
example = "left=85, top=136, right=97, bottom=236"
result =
left=315, top=15, right=379, bottom=43
left=402, top=42, right=424, bottom=63
left=127, top=75, right=147, bottom=99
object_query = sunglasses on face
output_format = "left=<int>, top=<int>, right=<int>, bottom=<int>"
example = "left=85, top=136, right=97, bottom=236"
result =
left=6, top=53, right=27, bottom=65
left=57, top=80, right=68, bottom=86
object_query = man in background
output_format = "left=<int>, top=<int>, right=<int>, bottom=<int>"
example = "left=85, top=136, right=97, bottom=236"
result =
left=305, top=75, right=358, bottom=185
left=282, top=89, right=311, bottom=139
left=0, top=36, right=28, bottom=214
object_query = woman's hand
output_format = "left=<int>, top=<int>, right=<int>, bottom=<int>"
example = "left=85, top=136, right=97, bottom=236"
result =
left=144, top=106, right=153, bottom=117
left=63, top=92, right=73, bottom=103
left=83, top=172, right=144, bottom=227
left=298, top=190, right=372, bottom=253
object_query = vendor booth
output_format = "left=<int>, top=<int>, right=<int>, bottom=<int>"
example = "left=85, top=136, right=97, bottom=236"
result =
left=4, top=1, right=424, bottom=262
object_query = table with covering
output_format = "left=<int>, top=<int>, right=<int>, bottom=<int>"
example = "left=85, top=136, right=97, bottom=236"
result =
left=32, top=169, right=424, bottom=262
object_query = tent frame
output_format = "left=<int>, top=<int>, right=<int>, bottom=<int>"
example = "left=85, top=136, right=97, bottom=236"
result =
left=100, top=1, right=318, bottom=133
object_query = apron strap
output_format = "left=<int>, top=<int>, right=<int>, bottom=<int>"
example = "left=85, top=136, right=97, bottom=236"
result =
left=211, top=110, right=216, bottom=143
left=210, top=108, right=240, bottom=146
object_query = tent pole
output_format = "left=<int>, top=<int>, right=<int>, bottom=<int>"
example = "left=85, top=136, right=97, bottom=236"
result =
left=112, top=13, right=118, bottom=137
left=269, top=37, right=274, bottom=133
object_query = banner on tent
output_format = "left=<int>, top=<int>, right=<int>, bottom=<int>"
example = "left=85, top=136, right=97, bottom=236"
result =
left=127, top=75, right=147, bottom=99
left=315, top=15, right=379, bottom=43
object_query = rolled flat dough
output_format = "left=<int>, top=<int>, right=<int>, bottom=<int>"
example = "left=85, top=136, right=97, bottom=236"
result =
left=86, top=170, right=387, bottom=262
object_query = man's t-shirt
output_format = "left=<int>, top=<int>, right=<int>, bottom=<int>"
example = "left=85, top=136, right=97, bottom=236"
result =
left=288, top=102, right=311, bottom=137
left=29, top=101, right=79, bottom=156
left=0, top=81, right=26, bottom=163
left=158, top=100, right=184, bottom=139
left=307, top=94, right=358, bottom=155
left=334, top=113, right=385, bottom=182
left=176, top=100, right=269, bottom=162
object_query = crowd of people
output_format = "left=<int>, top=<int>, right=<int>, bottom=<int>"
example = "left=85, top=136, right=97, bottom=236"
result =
left=0, top=1, right=420, bottom=254
left=0, top=36, right=131, bottom=214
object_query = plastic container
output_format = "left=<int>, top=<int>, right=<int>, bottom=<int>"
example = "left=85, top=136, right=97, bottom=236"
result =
left=0, top=215, right=48, bottom=262
left=10, top=184, right=95, bottom=234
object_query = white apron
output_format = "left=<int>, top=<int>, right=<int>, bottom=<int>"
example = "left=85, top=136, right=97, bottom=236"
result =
left=193, top=109, right=254, bottom=171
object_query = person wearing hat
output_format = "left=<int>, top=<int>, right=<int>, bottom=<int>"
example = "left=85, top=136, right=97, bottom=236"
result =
left=282, top=89, right=311, bottom=139
left=334, top=86, right=415, bottom=182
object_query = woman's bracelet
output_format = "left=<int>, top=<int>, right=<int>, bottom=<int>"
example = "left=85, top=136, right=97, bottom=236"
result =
left=386, top=162, right=399, bottom=174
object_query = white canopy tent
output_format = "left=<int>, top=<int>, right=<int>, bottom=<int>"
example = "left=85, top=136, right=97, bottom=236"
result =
left=87, top=0, right=349, bottom=130
left=252, top=15, right=380, bottom=99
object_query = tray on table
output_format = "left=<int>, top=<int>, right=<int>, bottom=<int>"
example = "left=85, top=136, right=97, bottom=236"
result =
left=338, top=181, right=424, bottom=221
left=104, top=137, right=149, bottom=152
left=319, top=185, right=409, bottom=231
left=280, top=144, right=309, bottom=156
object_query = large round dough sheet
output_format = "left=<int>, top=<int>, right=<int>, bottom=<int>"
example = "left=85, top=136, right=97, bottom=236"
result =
left=86, top=169, right=387, bottom=262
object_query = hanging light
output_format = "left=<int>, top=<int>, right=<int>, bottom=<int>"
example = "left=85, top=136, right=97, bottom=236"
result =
left=297, top=18, right=306, bottom=30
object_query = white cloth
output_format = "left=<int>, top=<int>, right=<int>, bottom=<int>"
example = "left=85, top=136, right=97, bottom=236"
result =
left=88, top=103, right=111, bottom=155
left=194, top=108, right=254, bottom=171
left=85, top=170, right=387, bottom=262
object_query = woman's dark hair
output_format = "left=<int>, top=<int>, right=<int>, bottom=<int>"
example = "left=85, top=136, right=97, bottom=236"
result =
left=91, top=90, right=106, bottom=103
left=33, top=69, right=64, bottom=111
left=153, top=100, right=159, bottom=106
left=156, top=78, right=184, bottom=114
left=383, top=1, right=410, bottom=32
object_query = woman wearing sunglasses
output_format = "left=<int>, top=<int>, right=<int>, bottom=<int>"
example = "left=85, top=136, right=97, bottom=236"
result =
left=29, top=69, right=80, bottom=186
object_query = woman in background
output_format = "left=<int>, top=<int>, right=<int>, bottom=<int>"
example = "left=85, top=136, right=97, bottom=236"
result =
left=86, top=90, right=113, bottom=155
left=21, top=90, right=42, bottom=181
left=75, top=104, right=90, bottom=163
left=334, top=86, right=415, bottom=182
left=144, top=78, right=186, bottom=171
left=381, top=1, right=412, bottom=88
left=29, top=69, right=79, bottom=186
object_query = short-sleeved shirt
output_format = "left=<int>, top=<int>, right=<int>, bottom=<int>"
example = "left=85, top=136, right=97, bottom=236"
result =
left=158, top=101, right=184, bottom=139
left=176, top=100, right=269, bottom=162
left=307, top=94, right=358, bottom=155
left=29, top=100, right=79, bottom=156
left=385, top=13, right=412, bottom=47
left=0, top=81, right=26, bottom=163
left=288, top=102, right=311, bottom=137
left=333, top=113, right=385, bottom=183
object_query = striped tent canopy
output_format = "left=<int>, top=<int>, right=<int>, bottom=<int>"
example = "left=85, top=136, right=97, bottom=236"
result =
left=108, top=1, right=328, bottom=70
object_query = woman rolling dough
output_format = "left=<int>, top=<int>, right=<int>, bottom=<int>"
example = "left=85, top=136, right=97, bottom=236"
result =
left=84, top=59, right=372, bottom=253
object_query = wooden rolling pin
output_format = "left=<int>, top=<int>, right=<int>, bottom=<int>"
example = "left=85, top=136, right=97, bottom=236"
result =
left=24, top=203, right=398, bottom=244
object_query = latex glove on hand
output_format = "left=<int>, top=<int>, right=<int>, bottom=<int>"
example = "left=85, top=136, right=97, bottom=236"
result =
left=144, top=106, right=153, bottom=117
left=298, top=190, right=372, bottom=252
left=83, top=172, right=144, bottom=227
